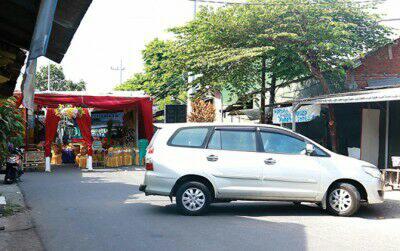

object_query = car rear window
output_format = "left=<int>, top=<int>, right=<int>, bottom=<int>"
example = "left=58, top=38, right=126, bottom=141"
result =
left=169, top=127, right=209, bottom=148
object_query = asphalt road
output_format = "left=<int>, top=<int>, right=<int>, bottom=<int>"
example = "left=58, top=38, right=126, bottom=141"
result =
left=20, top=166, right=400, bottom=251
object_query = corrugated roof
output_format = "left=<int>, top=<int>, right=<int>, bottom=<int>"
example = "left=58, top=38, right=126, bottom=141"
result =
left=296, top=86, right=400, bottom=105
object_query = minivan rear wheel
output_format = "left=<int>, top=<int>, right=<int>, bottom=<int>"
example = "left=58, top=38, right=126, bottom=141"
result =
left=176, top=181, right=211, bottom=216
left=326, top=183, right=361, bottom=217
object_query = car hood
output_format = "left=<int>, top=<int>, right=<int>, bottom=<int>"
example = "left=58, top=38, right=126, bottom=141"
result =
left=331, top=153, right=377, bottom=169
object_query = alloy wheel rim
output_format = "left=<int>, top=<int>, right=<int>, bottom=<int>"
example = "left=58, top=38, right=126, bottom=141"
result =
left=329, top=188, right=352, bottom=213
left=182, top=188, right=205, bottom=211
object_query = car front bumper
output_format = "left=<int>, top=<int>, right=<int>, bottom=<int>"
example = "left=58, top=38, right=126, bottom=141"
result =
left=365, top=178, right=385, bottom=204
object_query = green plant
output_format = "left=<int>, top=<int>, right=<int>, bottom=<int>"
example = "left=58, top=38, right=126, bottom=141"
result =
left=3, top=203, right=23, bottom=216
left=0, top=97, right=24, bottom=163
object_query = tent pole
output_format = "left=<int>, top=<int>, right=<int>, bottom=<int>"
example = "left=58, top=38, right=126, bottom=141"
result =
left=385, top=101, right=390, bottom=169
left=292, top=103, right=300, bottom=131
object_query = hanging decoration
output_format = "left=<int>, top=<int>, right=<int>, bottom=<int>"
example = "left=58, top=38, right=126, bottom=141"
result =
left=55, top=104, right=84, bottom=119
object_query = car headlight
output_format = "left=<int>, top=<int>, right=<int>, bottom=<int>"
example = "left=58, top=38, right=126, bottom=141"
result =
left=363, top=165, right=381, bottom=179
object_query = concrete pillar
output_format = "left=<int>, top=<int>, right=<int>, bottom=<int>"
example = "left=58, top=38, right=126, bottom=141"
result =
left=86, top=156, right=93, bottom=171
left=45, top=157, right=51, bottom=172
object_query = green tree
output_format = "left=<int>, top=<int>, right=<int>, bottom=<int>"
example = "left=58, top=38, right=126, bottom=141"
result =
left=170, top=4, right=309, bottom=123
left=256, top=0, right=391, bottom=150
left=36, top=64, right=87, bottom=91
left=170, top=0, right=391, bottom=150
left=0, top=97, right=24, bottom=163
left=116, top=39, right=186, bottom=102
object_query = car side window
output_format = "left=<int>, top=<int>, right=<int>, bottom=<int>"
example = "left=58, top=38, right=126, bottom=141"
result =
left=260, top=131, right=306, bottom=154
left=207, top=129, right=257, bottom=152
left=170, top=127, right=209, bottom=148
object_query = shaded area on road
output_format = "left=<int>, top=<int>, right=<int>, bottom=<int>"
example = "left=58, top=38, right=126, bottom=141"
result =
left=0, top=175, right=43, bottom=251
left=19, top=166, right=308, bottom=251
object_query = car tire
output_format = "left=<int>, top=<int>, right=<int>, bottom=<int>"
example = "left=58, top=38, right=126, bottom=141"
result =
left=176, top=181, right=212, bottom=216
left=326, top=183, right=361, bottom=217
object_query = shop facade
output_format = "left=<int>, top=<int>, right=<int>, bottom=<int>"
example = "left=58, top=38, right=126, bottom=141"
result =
left=18, top=91, right=153, bottom=172
left=287, top=87, right=400, bottom=173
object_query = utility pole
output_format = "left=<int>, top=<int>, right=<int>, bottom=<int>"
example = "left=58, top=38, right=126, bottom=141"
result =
left=47, top=59, right=51, bottom=91
left=187, top=0, right=198, bottom=118
left=111, top=59, right=126, bottom=85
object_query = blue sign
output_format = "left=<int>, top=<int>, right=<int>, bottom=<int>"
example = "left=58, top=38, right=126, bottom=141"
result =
left=91, top=112, right=124, bottom=126
left=273, top=105, right=321, bottom=124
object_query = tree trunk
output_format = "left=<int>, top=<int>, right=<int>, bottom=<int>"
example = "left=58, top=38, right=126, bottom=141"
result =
left=307, top=62, right=338, bottom=152
left=260, top=56, right=267, bottom=124
left=267, top=73, right=276, bottom=124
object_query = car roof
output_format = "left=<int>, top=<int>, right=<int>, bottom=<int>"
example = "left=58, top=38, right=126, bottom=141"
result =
left=154, top=122, right=293, bottom=132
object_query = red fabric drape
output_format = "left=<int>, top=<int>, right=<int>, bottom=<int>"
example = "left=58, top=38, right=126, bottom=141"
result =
left=34, top=94, right=154, bottom=141
left=140, top=98, right=154, bottom=141
left=76, top=108, right=93, bottom=156
left=45, top=109, right=60, bottom=157
left=15, top=94, right=23, bottom=108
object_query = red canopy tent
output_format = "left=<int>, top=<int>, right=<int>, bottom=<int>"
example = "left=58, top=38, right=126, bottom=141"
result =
left=18, top=91, right=153, bottom=171
left=32, top=91, right=153, bottom=141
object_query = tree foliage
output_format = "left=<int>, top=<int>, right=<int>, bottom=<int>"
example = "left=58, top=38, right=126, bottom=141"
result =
left=170, top=0, right=391, bottom=150
left=116, top=39, right=186, bottom=101
left=188, top=99, right=216, bottom=122
left=36, top=64, right=87, bottom=91
left=0, top=97, right=24, bottom=162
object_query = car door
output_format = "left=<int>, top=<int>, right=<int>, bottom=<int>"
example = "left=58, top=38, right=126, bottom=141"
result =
left=257, top=128, right=323, bottom=201
left=203, top=127, right=263, bottom=199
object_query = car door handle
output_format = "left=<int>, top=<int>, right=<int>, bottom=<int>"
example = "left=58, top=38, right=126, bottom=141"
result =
left=264, top=158, right=276, bottom=165
left=207, top=155, right=218, bottom=162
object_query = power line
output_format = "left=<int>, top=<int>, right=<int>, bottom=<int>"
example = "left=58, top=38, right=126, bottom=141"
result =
left=188, top=0, right=394, bottom=22
left=188, top=0, right=386, bottom=6
left=111, top=59, right=126, bottom=85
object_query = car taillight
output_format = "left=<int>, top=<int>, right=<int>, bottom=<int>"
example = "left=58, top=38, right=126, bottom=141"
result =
left=145, top=162, right=154, bottom=171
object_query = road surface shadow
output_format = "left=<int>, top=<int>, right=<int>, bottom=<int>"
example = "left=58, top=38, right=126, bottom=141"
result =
left=151, top=198, right=400, bottom=220
left=20, top=166, right=308, bottom=251
left=357, top=199, right=400, bottom=220
left=150, top=201, right=325, bottom=217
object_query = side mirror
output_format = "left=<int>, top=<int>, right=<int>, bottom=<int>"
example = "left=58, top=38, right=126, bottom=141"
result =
left=305, top=143, right=315, bottom=156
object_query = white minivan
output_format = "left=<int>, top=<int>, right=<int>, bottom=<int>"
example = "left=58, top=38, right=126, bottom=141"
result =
left=139, top=123, right=384, bottom=216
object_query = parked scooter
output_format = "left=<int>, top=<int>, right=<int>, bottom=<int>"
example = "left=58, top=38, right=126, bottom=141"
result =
left=4, top=144, right=24, bottom=184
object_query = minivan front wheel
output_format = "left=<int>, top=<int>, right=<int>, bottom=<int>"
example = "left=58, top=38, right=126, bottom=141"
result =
left=327, top=183, right=361, bottom=217
left=176, top=181, right=211, bottom=216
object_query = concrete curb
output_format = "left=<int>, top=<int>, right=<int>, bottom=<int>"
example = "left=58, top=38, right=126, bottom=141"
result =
left=0, top=176, right=44, bottom=250
left=0, top=196, right=5, bottom=214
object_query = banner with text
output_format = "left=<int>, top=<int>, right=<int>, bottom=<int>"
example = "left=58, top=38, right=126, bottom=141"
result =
left=273, top=105, right=321, bottom=124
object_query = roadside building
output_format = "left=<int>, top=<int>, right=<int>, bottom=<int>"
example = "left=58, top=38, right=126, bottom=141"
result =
left=283, top=38, right=400, bottom=174
left=345, top=38, right=400, bottom=90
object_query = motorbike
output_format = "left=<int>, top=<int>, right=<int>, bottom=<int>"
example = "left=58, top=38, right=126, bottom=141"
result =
left=3, top=145, right=24, bottom=184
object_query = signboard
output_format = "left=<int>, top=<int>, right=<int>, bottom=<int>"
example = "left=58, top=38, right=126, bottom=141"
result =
left=273, top=105, right=320, bottom=124
left=91, top=127, right=107, bottom=138
left=165, top=105, right=187, bottom=123
left=92, top=141, right=103, bottom=150
left=91, top=112, right=124, bottom=126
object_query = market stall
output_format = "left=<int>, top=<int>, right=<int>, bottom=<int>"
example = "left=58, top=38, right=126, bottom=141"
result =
left=18, top=91, right=153, bottom=172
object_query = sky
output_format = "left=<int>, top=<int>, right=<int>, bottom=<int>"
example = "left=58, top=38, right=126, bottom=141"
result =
left=37, top=0, right=400, bottom=93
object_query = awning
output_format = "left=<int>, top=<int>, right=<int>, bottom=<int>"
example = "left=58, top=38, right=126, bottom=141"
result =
left=0, top=0, right=93, bottom=97
left=228, top=108, right=271, bottom=121
left=0, top=0, right=93, bottom=63
left=296, top=86, right=400, bottom=105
